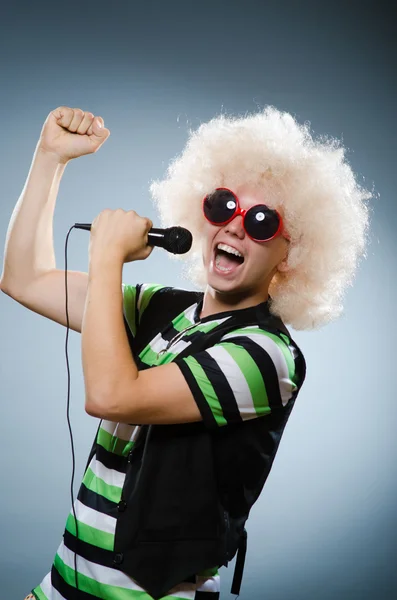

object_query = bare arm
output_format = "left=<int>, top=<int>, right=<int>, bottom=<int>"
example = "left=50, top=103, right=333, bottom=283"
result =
left=0, top=107, right=110, bottom=333
left=1, top=147, right=65, bottom=284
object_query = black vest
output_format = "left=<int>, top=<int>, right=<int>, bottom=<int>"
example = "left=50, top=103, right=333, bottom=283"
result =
left=86, top=288, right=307, bottom=599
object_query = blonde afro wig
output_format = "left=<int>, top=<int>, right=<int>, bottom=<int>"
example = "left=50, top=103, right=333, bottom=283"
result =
left=150, top=106, right=372, bottom=331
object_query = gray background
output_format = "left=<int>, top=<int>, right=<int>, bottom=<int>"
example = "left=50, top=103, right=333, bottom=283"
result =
left=0, top=0, right=395, bottom=598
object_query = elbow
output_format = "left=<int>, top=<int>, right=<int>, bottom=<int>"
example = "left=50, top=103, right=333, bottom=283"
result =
left=85, top=386, right=121, bottom=420
left=85, top=398, right=101, bottom=418
left=85, top=392, right=109, bottom=419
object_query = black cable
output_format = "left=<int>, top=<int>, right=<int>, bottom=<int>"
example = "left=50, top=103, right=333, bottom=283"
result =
left=64, top=226, right=79, bottom=592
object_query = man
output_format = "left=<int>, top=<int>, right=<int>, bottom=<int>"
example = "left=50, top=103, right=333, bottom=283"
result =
left=0, top=105, right=370, bottom=599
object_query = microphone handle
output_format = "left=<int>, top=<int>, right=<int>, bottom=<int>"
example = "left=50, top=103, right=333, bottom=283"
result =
left=74, top=224, right=183, bottom=252
left=147, top=228, right=167, bottom=249
left=75, top=223, right=166, bottom=248
left=75, top=223, right=92, bottom=231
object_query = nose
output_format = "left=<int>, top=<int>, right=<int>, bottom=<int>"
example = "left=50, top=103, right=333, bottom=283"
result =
left=223, top=213, right=245, bottom=239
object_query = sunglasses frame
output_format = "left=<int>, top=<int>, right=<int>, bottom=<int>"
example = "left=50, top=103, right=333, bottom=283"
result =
left=202, top=187, right=290, bottom=242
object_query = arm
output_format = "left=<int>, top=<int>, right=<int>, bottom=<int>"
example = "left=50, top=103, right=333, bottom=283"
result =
left=0, top=107, right=110, bottom=332
left=0, top=147, right=66, bottom=291
left=82, top=253, right=202, bottom=423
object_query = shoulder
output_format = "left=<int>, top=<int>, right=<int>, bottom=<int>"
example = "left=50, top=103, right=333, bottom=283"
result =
left=215, top=324, right=303, bottom=399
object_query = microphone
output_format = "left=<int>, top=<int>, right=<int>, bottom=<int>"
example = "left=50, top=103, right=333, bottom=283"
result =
left=74, top=223, right=192, bottom=254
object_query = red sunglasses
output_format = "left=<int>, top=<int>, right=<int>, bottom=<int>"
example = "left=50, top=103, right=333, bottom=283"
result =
left=202, top=187, right=290, bottom=242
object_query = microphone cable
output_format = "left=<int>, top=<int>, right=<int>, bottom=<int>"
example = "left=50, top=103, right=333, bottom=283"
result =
left=64, top=225, right=80, bottom=592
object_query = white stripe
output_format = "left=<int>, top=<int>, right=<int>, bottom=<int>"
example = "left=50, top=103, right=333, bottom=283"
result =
left=147, top=313, right=231, bottom=357
left=182, top=303, right=198, bottom=322
left=72, top=499, right=116, bottom=535
left=148, top=333, right=189, bottom=355
left=206, top=345, right=257, bottom=418
left=137, top=283, right=161, bottom=313
left=196, top=574, right=221, bottom=592
left=37, top=538, right=220, bottom=599
left=221, top=330, right=296, bottom=405
left=100, top=420, right=139, bottom=442
left=57, top=542, right=143, bottom=590
left=56, top=543, right=209, bottom=597
left=37, top=565, right=67, bottom=599
left=90, top=458, right=125, bottom=489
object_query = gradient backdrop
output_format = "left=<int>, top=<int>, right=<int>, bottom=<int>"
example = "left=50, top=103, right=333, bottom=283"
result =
left=0, top=1, right=395, bottom=598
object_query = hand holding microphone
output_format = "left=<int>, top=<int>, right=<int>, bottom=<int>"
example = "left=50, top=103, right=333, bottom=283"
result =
left=79, top=209, right=192, bottom=266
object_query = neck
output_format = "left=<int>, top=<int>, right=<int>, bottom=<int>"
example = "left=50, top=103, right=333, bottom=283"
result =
left=199, top=285, right=269, bottom=320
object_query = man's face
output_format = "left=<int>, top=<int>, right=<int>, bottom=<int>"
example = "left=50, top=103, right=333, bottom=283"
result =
left=201, top=184, right=290, bottom=299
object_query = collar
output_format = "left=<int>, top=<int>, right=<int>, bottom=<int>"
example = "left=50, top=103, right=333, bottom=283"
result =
left=193, top=294, right=272, bottom=324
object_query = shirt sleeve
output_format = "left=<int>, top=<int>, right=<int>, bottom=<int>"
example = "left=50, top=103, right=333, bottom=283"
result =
left=122, top=282, right=166, bottom=338
left=173, top=327, right=301, bottom=429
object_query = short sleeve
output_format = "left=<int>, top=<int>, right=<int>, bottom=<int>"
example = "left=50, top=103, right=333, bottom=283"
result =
left=122, top=282, right=166, bottom=338
left=173, top=327, right=301, bottom=429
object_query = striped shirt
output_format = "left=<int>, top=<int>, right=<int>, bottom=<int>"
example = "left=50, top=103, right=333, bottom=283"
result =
left=31, top=283, right=300, bottom=600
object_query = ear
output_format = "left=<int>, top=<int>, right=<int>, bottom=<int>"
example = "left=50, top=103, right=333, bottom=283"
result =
left=277, top=258, right=290, bottom=272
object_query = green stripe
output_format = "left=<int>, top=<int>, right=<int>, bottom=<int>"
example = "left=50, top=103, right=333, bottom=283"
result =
left=139, top=320, right=225, bottom=366
left=53, top=553, right=192, bottom=600
left=171, top=311, right=193, bottom=331
left=140, top=344, right=177, bottom=366
left=82, top=467, right=122, bottom=504
left=185, top=321, right=223, bottom=336
left=31, top=586, right=47, bottom=600
left=181, top=356, right=227, bottom=426
left=228, top=327, right=298, bottom=385
left=122, top=284, right=138, bottom=337
left=138, top=283, right=166, bottom=323
left=223, top=342, right=271, bottom=417
left=197, top=566, right=219, bottom=577
left=139, top=321, right=223, bottom=366
left=96, top=427, right=134, bottom=457
left=65, top=513, right=114, bottom=550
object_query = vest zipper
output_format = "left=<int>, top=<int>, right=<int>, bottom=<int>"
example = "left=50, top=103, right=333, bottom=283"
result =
left=156, top=320, right=202, bottom=360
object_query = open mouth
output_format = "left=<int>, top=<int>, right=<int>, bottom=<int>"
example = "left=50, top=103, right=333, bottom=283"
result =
left=213, top=243, right=245, bottom=274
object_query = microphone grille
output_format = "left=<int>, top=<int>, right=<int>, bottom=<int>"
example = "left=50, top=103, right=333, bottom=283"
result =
left=166, top=227, right=193, bottom=254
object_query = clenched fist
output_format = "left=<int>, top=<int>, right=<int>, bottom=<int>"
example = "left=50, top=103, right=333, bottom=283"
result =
left=38, top=106, right=110, bottom=163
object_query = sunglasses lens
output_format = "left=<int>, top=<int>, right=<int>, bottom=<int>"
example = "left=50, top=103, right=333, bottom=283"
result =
left=203, top=189, right=237, bottom=223
left=245, top=205, right=280, bottom=240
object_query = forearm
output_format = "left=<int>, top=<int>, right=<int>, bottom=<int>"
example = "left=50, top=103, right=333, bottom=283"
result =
left=82, top=253, right=139, bottom=414
left=0, top=145, right=67, bottom=291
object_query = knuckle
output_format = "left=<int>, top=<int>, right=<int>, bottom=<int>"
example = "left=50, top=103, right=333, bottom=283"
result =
left=73, top=108, right=84, bottom=118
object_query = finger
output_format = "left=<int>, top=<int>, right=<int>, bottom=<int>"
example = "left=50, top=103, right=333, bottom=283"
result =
left=144, top=245, right=154, bottom=259
left=68, top=108, right=86, bottom=132
left=87, top=115, right=104, bottom=136
left=52, top=106, right=74, bottom=129
left=76, top=111, right=95, bottom=135
left=90, top=117, right=110, bottom=140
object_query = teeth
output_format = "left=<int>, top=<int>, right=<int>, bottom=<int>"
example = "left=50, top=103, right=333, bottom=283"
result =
left=215, top=253, right=233, bottom=271
left=217, top=243, right=243, bottom=258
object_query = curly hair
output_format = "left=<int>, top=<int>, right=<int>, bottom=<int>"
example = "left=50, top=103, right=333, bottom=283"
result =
left=150, top=106, right=373, bottom=331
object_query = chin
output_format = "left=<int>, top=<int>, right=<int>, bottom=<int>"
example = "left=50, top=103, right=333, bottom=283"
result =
left=207, top=260, right=246, bottom=294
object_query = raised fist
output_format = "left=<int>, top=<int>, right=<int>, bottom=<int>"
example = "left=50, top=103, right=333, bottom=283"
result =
left=37, top=106, right=110, bottom=163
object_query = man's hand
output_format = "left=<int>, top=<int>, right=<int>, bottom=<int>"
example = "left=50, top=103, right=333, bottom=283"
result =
left=89, top=208, right=154, bottom=264
left=38, top=106, right=110, bottom=164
